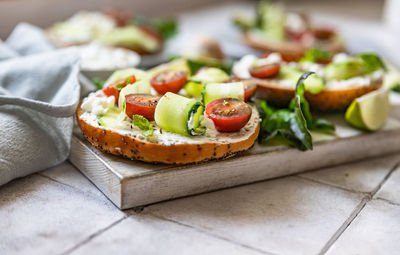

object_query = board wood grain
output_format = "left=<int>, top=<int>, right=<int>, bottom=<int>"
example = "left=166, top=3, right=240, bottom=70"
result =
left=69, top=116, right=400, bottom=209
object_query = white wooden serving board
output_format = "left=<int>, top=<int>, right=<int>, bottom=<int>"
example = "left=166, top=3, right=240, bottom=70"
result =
left=69, top=114, right=400, bottom=209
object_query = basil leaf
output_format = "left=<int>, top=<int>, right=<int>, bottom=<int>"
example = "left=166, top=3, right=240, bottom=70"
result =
left=392, top=83, right=400, bottom=93
left=92, top=78, right=106, bottom=90
left=357, top=53, right=387, bottom=73
left=132, top=16, right=177, bottom=40
left=300, top=48, right=333, bottom=63
left=132, top=114, right=153, bottom=137
left=257, top=72, right=334, bottom=150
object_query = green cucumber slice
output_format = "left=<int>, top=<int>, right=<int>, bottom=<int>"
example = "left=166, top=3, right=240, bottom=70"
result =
left=118, top=81, right=151, bottom=109
left=155, top=92, right=204, bottom=136
left=202, top=82, right=244, bottom=106
left=148, top=58, right=190, bottom=77
left=191, top=67, right=230, bottom=83
left=98, top=108, right=123, bottom=129
left=184, top=81, right=204, bottom=97
left=106, top=68, right=149, bottom=85
left=324, top=59, right=365, bottom=80
left=279, top=66, right=325, bottom=94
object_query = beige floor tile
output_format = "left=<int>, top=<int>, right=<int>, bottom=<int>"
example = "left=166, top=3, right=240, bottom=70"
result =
left=40, top=161, right=105, bottom=198
left=299, top=154, right=400, bottom=193
left=327, top=199, right=400, bottom=255
left=144, top=176, right=363, bottom=255
left=376, top=165, right=400, bottom=204
left=69, top=213, right=265, bottom=255
left=0, top=174, right=125, bottom=255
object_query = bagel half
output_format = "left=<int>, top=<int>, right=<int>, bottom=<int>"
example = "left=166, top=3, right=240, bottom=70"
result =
left=253, top=78, right=383, bottom=111
left=76, top=99, right=260, bottom=165
left=45, top=29, right=162, bottom=55
left=243, top=32, right=345, bottom=62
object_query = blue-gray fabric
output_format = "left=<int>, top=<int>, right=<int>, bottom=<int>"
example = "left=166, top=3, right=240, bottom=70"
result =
left=0, top=23, right=81, bottom=186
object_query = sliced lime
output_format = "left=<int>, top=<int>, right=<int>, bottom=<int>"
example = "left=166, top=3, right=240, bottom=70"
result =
left=345, top=89, right=390, bottom=131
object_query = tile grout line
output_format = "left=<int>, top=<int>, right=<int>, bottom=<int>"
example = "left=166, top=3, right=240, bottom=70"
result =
left=375, top=197, right=400, bottom=207
left=59, top=216, right=129, bottom=255
left=318, top=161, right=400, bottom=255
left=296, top=175, right=368, bottom=195
left=147, top=212, right=276, bottom=255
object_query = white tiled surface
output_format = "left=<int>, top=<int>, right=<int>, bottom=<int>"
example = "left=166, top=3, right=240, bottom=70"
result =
left=1, top=153, right=399, bottom=255
left=327, top=199, right=400, bottom=255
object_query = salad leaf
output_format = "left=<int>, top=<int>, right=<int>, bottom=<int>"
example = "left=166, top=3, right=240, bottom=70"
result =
left=392, top=83, right=400, bottom=93
left=357, top=53, right=387, bottom=73
left=92, top=78, right=105, bottom=90
left=300, top=48, right=333, bottom=63
left=257, top=72, right=335, bottom=150
left=132, top=114, right=154, bottom=137
left=132, top=16, right=177, bottom=40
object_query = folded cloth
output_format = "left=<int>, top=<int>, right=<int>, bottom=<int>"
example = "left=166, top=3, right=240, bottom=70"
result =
left=0, top=23, right=81, bottom=186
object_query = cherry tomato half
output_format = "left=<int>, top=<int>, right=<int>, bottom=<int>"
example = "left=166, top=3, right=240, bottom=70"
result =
left=102, top=75, right=136, bottom=103
left=224, top=78, right=257, bottom=102
left=151, top=70, right=188, bottom=95
left=249, top=63, right=280, bottom=79
left=125, top=94, right=160, bottom=121
left=205, top=98, right=252, bottom=132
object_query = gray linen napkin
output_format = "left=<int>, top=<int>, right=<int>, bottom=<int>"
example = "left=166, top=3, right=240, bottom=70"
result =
left=0, top=23, right=81, bottom=186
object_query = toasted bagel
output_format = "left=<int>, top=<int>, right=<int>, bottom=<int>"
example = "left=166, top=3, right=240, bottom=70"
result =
left=253, top=78, right=383, bottom=111
left=45, top=29, right=162, bottom=55
left=76, top=101, right=260, bottom=165
left=242, top=32, right=345, bottom=62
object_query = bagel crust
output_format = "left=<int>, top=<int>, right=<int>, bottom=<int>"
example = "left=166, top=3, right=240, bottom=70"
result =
left=243, top=32, right=345, bottom=62
left=254, top=78, right=383, bottom=111
left=76, top=106, right=260, bottom=165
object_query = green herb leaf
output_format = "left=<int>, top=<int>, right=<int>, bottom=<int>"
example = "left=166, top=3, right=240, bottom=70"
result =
left=392, top=83, right=400, bottom=93
left=132, top=114, right=154, bottom=137
left=132, top=16, right=177, bottom=40
left=256, top=72, right=335, bottom=151
left=357, top=53, right=387, bottom=73
left=92, top=78, right=106, bottom=90
left=114, top=83, right=124, bottom=91
left=300, top=48, right=333, bottom=63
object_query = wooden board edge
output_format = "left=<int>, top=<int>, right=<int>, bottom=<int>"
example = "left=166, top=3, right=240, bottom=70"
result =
left=119, top=128, right=400, bottom=208
left=69, top=136, right=123, bottom=208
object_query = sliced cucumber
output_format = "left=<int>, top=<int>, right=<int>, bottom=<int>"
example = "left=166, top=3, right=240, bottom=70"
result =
left=184, top=81, right=204, bottom=97
left=105, top=68, right=149, bottom=85
left=155, top=92, right=204, bottom=136
left=191, top=67, right=230, bottom=83
left=257, top=1, right=285, bottom=42
left=324, top=60, right=365, bottom=80
left=279, top=66, right=325, bottom=94
left=98, top=108, right=124, bottom=129
left=202, top=82, right=244, bottom=106
left=148, top=58, right=190, bottom=77
left=118, top=80, right=151, bottom=109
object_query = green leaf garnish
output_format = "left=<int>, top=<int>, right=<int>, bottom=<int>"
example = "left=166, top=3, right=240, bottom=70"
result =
left=114, top=83, right=124, bottom=91
left=300, top=48, right=333, bottom=63
left=256, top=72, right=335, bottom=150
left=357, top=53, right=387, bottom=73
left=132, top=16, right=177, bottom=40
left=132, top=114, right=153, bottom=137
left=392, top=83, right=400, bottom=93
left=92, top=78, right=106, bottom=90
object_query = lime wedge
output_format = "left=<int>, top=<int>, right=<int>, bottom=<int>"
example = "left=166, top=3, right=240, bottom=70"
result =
left=345, top=89, right=390, bottom=131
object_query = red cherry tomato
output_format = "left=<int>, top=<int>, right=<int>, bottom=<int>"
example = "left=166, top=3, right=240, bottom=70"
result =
left=261, top=52, right=271, bottom=59
left=205, top=98, right=252, bottom=132
left=249, top=64, right=280, bottom=79
left=243, top=80, right=257, bottom=101
left=124, top=94, right=160, bottom=121
left=102, top=75, right=136, bottom=103
left=150, top=70, right=188, bottom=95
left=224, top=78, right=256, bottom=102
